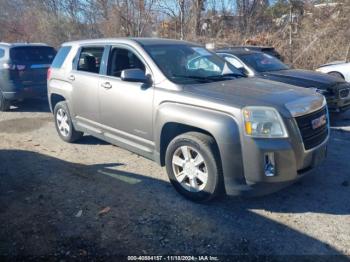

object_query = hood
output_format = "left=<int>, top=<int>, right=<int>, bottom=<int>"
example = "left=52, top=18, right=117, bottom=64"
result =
left=319, top=61, right=346, bottom=67
left=183, top=77, right=324, bottom=118
left=263, top=69, right=345, bottom=90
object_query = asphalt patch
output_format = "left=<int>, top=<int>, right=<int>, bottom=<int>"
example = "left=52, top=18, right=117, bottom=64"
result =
left=0, top=117, right=52, bottom=134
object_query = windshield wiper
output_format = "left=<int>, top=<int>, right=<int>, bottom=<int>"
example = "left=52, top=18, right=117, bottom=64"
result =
left=205, top=73, right=245, bottom=79
left=172, top=75, right=213, bottom=83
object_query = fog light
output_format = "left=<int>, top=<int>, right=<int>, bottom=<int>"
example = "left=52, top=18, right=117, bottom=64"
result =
left=264, top=152, right=275, bottom=177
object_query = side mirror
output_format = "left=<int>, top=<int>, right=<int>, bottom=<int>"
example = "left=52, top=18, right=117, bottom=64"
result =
left=121, top=68, right=150, bottom=83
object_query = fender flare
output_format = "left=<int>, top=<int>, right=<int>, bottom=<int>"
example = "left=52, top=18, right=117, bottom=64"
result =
left=155, top=102, right=247, bottom=193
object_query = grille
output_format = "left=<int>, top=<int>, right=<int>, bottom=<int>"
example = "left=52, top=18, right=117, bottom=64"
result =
left=295, top=107, right=328, bottom=150
left=339, top=88, right=350, bottom=98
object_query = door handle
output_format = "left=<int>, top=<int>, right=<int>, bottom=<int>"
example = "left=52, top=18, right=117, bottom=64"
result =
left=101, top=82, right=112, bottom=89
left=68, top=75, right=75, bottom=81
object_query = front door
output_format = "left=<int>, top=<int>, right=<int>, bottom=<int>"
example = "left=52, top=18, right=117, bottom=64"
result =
left=98, top=45, right=154, bottom=151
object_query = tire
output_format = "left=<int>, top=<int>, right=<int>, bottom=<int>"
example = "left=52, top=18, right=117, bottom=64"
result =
left=0, top=91, right=10, bottom=111
left=54, top=101, right=83, bottom=143
left=328, top=72, right=344, bottom=80
left=165, top=132, right=223, bottom=202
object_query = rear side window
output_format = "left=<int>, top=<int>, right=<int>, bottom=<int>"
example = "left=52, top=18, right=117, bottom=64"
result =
left=10, top=46, right=56, bottom=63
left=0, top=48, right=4, bottom=58
left=51, top=46, right=71, bottom=68
left=77, top=47, right=104, bottom=74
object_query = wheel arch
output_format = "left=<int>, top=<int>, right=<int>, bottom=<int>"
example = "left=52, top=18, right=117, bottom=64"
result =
left=155, top=102, right=246, bottom=194
left=328, top=71, right=345, bottom=79
left=50, top=93, right=66, bottom=113
left=159, top=122, right=218, bottom=166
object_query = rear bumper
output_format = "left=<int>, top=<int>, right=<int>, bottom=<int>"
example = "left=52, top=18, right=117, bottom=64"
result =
left=1, top=84, right=47, bottom=101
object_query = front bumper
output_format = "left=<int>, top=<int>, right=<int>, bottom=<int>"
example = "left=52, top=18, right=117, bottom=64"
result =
left=224, top=114, right=329, bottom=197
left=227, top=136, right=328, bottom=197
left=327, top=97, right=350, bottom=112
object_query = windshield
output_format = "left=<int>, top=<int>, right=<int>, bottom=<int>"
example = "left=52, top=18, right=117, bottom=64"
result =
left=239, top=53, right=289, bottom=72
left=144, top=44, right=245, bottom=84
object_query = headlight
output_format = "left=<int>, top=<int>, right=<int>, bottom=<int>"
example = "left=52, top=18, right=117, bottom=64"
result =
left=243, top=106, right=288, bottom=138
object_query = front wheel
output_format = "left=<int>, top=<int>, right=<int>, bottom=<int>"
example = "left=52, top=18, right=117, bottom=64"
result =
left=54, top=101, right=83, bottom=143
left=165, top=132, right=223, bottom=202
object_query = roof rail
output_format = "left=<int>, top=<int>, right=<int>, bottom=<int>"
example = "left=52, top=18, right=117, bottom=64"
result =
left=29, top=42, right=49, bottom=45
left=12, top=42, right=49, bottom=46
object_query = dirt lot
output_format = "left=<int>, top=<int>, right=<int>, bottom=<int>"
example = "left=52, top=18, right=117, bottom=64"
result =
left=0, top=100, right=349, bottom=260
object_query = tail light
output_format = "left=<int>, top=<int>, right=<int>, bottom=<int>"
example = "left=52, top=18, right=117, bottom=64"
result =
left=47, top=67, right=52, bottom=80
left=3, top=63, right=16, bottom=70
left=3, top=63, right=26, bottom=71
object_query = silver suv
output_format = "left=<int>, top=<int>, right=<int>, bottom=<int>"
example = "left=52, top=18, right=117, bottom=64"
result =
left=48, top=38, right=329, bottom=201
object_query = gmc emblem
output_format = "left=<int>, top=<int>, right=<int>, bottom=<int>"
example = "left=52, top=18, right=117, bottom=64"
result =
left=311, top=114, right=327, bottom=130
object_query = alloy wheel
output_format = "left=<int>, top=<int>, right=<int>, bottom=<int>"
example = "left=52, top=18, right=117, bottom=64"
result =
left=172, top=145, right=208, bottom=192
left=56, top=108, right=70, bottom=137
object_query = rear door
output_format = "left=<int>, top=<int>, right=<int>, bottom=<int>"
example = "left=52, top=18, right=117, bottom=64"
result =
left=9, top=46, right=56, bottom=95
left=69, top=46, right=106, bottom=127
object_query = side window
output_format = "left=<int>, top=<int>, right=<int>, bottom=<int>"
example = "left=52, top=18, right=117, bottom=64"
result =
left=107, top=47, right=145, bottom=77
left=223, top=55, right=244, bottom=69
left=77, top=47, right=104, bottom=74
left=0, top=48, right=5, bottom=58
left=51, top=46, right=71, bottom=68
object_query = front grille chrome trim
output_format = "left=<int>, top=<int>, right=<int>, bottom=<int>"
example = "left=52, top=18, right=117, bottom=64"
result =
left=295, top=106, right=329, bottom=151
left=285, top=95, right=327, bottom=118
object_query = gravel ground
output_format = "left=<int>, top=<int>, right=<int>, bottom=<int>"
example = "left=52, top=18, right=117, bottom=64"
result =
left=0, top=100, right=349, bottom=260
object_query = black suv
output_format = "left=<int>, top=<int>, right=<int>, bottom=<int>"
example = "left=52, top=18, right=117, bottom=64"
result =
left=220, top=46, right=283, bottom=60
left=0, top=43, right=56, bottom=111
left=217, top=49, right=350, bottom=113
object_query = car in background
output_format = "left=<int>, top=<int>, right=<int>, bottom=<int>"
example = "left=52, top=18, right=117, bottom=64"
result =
left=316, top=61, right=350, bottom=82
left=219, top=46, right=283, bottom=60
left=0, top=43, right=56, bottom=111
left=217, top=49, right=350, bottom=113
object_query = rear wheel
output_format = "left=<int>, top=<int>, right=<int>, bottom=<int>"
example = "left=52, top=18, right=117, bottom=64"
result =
left=165, top=132, right=223, bottom=202
left=0, top=91, right=10, bottom=111
left=54, top=101, right=83, bottom=143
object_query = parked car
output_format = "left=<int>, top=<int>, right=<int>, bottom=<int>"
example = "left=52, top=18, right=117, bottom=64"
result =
left=0, top=42, right=56, bottom=111
left=217, top=49, right=350, bottom=113
left=48, top=38, right=328, bottom=201
left=316, top=61, right=350, bottom=82
left=219, top=46, right=283, bottom=60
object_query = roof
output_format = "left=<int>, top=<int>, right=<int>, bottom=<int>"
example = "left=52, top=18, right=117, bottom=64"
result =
left=224, top=45, right=274, bottom=50
left=133, top=37, right=198, bottom=46
left=0, top=42, right=51, bottom=48
left=62, top=37, right=199, bottom=47
left=215, top=49, right=262, bottom=56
